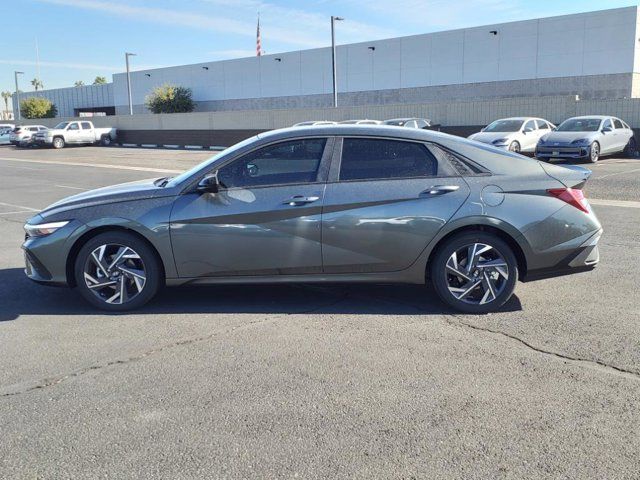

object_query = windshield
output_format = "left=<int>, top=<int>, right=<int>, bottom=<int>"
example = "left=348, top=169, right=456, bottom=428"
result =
left=54, top=122, right=69, bottom=129
left=483, top=120, right=524, bottom=132
left=165, top=135, right=260, bottom=187
left=556, top=118, right=602, bottom=132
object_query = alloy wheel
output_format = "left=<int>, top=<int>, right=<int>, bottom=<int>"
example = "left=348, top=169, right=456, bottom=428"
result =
left=83, top=243, right=147, bottom=305
left=444, top=243, right=509, bottom=305
left=590, top=142, right=599, bottom=162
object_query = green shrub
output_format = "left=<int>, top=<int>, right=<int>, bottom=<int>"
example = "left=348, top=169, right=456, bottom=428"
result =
left=20, top=97, right=57, bottom=119
left=146, top=84, right=195, bottom=114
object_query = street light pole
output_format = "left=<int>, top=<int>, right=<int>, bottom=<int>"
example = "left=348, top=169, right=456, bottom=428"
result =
left=125, top=52, right=136, bottom=115
left=331, top=16, right=344, bottom=108
left=14, top=71, right=24, bottom=121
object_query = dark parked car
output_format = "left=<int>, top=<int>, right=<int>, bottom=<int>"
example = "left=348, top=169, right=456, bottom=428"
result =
left=23, top=126, right=601, bottom=313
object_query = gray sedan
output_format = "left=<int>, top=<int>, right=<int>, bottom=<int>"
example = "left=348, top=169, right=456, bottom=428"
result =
left=536, top=115, right=635, bottom=163
left=23, top=126, right=602, bottom=314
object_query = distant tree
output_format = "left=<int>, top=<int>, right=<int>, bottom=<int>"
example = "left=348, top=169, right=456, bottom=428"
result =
left=146, top=84, right=195, bottom=114
left=21, top=97, right=57, bottom=119
left=1, top=91, right=11, bottom=120
left=31, top=78, right=43, bottom=91
left=93, top=76, right=107, bottom=85
left=74, top=80, right=85, bottom=87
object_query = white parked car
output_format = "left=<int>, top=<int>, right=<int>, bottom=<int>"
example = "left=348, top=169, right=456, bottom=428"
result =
left=536, top=116, right=635, bottom=163
left=383, top=118, right=434, bottom=129
left=338, top=119, right=382, bottom=125
left=293, top=121, right=337, bottom=127
left=34, top=120, right=117, bottom=148
left=9, top=125, right=48, bottom=145
left=468, top=117, right=556, bottom=153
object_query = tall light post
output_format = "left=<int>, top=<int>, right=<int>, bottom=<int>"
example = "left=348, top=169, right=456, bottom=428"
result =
left=125, top=52, right=136, bottom=115
left=331, top=16, right=344, bottom=108
left=14, top=71, right=24, bottom=121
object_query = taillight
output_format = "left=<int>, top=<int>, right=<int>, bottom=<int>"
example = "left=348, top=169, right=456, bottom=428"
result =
left=547, top=188, right=589, bottom=213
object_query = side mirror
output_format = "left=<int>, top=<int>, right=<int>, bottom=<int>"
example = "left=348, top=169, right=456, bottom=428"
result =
left=523, top=127, right=533, bottom=134
left=480, top=127, right=486, bottom=132
left=197, top=173, right=220, bottom=193
left=602, top=126, right=612, bottom=133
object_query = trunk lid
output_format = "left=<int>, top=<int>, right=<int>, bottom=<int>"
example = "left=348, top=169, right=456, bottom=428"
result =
left=539, top=162, right=592, bottom=189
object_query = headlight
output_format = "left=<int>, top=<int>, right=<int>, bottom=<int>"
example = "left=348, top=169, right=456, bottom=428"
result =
left=24, top=221, right=69, bottom=237
left=492, top=138, right=508, bottom=145
left=571, top=138, right=590, bottom=145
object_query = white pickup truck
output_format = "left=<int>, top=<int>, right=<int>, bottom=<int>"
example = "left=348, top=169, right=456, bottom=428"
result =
left=34, top=120, right=117, bottom=149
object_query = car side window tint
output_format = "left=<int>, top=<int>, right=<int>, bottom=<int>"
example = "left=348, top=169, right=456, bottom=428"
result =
left=81, top=122, right=92, bottom=130
left=524, top=120, right=536, bottom=131
left=69, top=123, right=79, bottom=130
left=613, top=119, right=624, bottom=129
left=602, top=119, right=613, bottom=130
left=339, top=138, right=449, bottom=181
left=537, top=121, right=549, bottom=130
left=217, top=138, right=326, bottom=188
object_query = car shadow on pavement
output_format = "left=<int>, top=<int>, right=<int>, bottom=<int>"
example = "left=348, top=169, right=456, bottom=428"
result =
left=0, top=267, right=522, bottom=322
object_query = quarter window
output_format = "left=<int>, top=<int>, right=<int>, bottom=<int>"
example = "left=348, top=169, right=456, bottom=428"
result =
left=217, top=138, right=327, bottom=188
left=339, top=138, right=446, bottom=181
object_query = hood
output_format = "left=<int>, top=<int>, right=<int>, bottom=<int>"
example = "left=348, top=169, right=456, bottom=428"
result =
left=40, top=178, right=172, bottom=217
left=540, top=131, right=598, bottom=146
left=468, top=131, right=516, bottom=144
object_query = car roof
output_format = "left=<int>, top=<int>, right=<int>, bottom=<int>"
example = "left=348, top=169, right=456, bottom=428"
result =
left=565, top=115, right=612, bottom=120
left=385, top=117, right=430, bottom=121
left=257, top=125, right=450, bottom=143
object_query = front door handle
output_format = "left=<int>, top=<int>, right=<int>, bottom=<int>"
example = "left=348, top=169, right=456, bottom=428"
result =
left=420, top=185, right=460, bottom=197
left=283, top=195, right=320, bottom=206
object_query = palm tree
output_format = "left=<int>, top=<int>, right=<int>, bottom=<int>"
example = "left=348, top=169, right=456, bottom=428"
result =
left=1, top=91, right=11, bottom=120
left=93, top=76, right=107, bottom=85
left=74, top=80, right=85, bottom=87
left=31, top=78, right=43, bottom=91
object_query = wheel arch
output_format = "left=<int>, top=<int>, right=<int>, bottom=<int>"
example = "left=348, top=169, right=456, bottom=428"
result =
left=65, top=225, right=166, bottom=287
left=425, top=220, right=529, bottom=282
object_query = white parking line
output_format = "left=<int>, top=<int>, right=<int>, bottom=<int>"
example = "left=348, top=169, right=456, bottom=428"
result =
left=0, top=201, right=40, bottom=212
left=593, top=167, right=640, bottom=180
left=0, top=157, right=182, bottom=174
left=0, top=211, right=33, bottom=215
left=590, top=198, right=640, bottom=209
left=55, top=185, right=88, bottom=191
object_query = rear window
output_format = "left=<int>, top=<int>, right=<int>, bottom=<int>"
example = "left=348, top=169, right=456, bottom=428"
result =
left=339, top=138, right=451, bottom=181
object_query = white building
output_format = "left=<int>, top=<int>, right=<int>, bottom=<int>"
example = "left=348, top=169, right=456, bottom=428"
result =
left=14, top=6, right=640, bottom=117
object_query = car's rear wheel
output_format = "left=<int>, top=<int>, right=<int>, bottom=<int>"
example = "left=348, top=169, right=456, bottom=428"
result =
left=101, top=134, right=112, bottom=146
left=624, top=137, right=636, bottom=158
left=52, top=136, right=65, bottom=149
left=74, top=231, right=161, bottom=311
left=588, top=141, right=600, bottom=163
left=508, top=141, right=520, bottom=153
left=430, top=232, right=518, bottom=314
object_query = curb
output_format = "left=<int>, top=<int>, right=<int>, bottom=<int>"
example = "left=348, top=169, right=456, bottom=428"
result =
left=109, top=143, right=226, bottom=151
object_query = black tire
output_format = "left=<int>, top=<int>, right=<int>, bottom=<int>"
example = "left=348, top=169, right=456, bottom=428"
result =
left=52, top=136, right=65, bottom=149
left=508, top=141, right=520, bottom=153
left=587, top=141, right=600, bottom=163
left=74, top=231, right=162, bottom=311
left=101, top=135, right=112, bottom=146
left=624, top=137, right=636, bottom=158
left=430, top=232, right=518, bottom=314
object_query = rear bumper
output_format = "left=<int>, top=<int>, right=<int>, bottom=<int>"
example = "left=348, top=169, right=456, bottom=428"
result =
left=523, top=228, right=601, bottom=281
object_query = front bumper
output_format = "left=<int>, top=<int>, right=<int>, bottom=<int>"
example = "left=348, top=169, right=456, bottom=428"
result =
left=536, top=145, right=590, bottom=160
left=34, top=137, right=53, bottom=145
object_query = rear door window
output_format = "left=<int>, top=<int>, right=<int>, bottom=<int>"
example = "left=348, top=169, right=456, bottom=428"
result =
left=613, top=119, right=624, bottom=129
left=81, top=122, right=92, bottom=130
left=536, top=120, right=549, bottom=130
left=339, top=138, right=454, bottom=181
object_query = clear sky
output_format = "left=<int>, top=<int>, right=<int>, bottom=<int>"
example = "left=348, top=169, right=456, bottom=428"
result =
left=0, top=0, right=637, bottom=99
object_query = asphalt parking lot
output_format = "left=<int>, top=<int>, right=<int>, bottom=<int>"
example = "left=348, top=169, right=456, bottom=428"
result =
left=0, top=145, right=639, bottom=478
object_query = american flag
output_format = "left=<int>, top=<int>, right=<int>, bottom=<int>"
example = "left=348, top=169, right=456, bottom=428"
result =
left=256, top=15, right=262, bottom=56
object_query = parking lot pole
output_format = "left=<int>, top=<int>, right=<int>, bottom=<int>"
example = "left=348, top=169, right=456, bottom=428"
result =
left=14, top=71, right=23, bottom=121
left=331, top=16, right=343, bottom=108
left=125, top=52, right=136, bottom=116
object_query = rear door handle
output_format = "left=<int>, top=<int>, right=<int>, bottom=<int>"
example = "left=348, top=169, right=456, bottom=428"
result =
left=283, top=195, right=320, bottom=206
left=420, top=185, right=460, bottom=197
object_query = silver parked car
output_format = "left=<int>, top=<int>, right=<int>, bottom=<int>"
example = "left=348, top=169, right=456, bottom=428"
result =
left=383, top=118, right=434, bottom=130
left=293, top=121, right=338, bottom=127
left=9, top=124, right=48, bottom=145
left=468, top=117, right=555, bottom=153
left=339, top=119, right=383, bottom=125
left=23, top=126, right=601, bottom=314
left=536, top=116, right=635, bottom=163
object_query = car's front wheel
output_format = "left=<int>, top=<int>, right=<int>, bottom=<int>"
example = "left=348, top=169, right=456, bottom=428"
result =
left=52, top=137, right=65, bottom=149
left=430, top=232, right=518, bottom=314
left=508, top=141, right=520, bottom=153
left=74, top=231, right=162, bottom=311
left=588, top=141, right=600, bottom=163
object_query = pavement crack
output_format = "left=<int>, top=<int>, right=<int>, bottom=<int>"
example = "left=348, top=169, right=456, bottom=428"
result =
left=447, top=316, right=640, bottom=382
left=0, top=294, right=350, bottom=399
